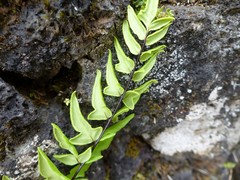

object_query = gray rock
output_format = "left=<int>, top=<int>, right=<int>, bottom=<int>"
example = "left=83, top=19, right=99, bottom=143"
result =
left=0, top=78, right=38, bottom=177
left=142, top=1, right=240, bottom=180
left=0, top=0, right=240, bottom=179
left=0, top=0, right=129, bottom=80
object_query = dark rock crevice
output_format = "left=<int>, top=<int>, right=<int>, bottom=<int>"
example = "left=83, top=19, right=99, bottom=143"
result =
left=0, top=60, right=81, bottom=104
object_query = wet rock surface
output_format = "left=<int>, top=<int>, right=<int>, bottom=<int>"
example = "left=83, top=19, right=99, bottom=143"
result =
left=0, top=0, right=240, bottom=179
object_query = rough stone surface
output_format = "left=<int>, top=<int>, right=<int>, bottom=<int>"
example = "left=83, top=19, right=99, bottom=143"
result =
left=151, top=94, right=240, bottom=156
left=0, top=0, right=240, bottom=179
left=0, top=0, right=128, bottom=80
left=0, top=78, right=37, bottom=161
left=0, top=78, right=38, bottom=178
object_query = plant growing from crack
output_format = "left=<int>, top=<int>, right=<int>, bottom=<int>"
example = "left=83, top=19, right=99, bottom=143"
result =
left=1, top=1, right=174, bottom=180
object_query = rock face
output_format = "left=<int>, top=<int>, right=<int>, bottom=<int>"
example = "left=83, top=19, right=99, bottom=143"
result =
left=0, top=78, right=37, bottom=161
left=149, top=0, right=240, bottom=153
left=0, top=0, right=240, bottom=179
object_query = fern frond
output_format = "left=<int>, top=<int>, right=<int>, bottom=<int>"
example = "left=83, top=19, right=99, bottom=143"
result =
left=37, top=1, right=174, bottom=179
left=103, top=114, right=135, bottom=139
left=68, top=164, right=91, bottom=179
left=88, top=70, right=112, bottom=120
left=77, top=147, right=92, bottom=163
left=112, top=106, right=129, bottom=122
left=132, top=53, right=157, bottom=82
left=69, top=132, right=94, bottom=146
left=138, top=0, right=158, bottom=28
left=69, top=91, right=102, bottom=145
left=2, top=176, right=11, bottom=180
left=114, top=37, right=135, bottom=74
left=54, top=154, right=79, bottom=166
left=140, top=45, right=166, bottom=62
left=146, top=24, right=171, bottom=45
left=149, top=17, right=175, bottom=31
left=127, top=5, right=146, bottom=40
left=38, top=148, right=69, bottom=180
left=123, top=91, right=141, bottom=110
left=103, top=50, right=124, bottom=97
left=122, top=20, right=141, bottom=55
left=123, top=80, right=158, bottom=109
left=134, top=79, right=158, bottom=94
left=52, top=123, right=78, bottom=156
